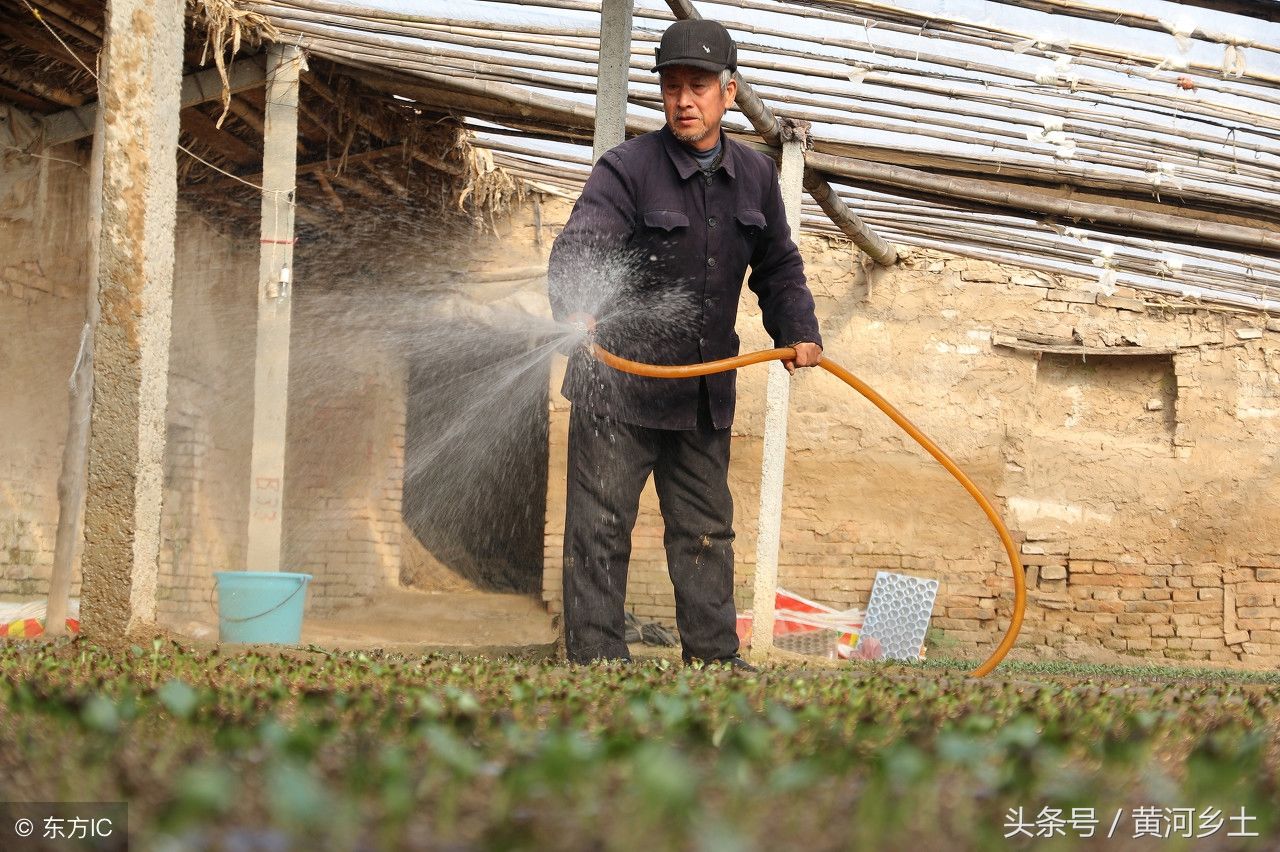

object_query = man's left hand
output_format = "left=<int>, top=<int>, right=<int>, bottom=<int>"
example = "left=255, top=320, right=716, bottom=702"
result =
left=783, top=342, right=823, bottom=375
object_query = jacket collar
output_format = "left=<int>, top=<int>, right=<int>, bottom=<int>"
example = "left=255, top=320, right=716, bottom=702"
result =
left=660, top=124, right=737, bottom=181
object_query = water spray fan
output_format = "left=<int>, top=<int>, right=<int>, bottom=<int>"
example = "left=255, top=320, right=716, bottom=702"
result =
left=569, top=313, right=1026, bottom=677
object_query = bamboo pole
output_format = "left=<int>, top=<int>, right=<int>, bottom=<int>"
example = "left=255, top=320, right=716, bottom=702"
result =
left=791, top=0, right=1280, bottom=89
left=804, top=150, right=1280, bottom=256
left=985, top=0, right=1275, bottom=58
left=480, top=129, right=1280, bottom=302
left=799, top=208, right=1280, bottom=308
left=321, top=43, right=1280, bottom=255
left=262, top=11, right=1280, bottom=213
left=459, top=0, right=1280, bottom=102
left=249, top=0, right=1280, bottom=285
left=482, top=129, right=1278, bottom=265
left=252, top=0, right=1280, bottom=183
left=255, top=0, right=1280, bottom=145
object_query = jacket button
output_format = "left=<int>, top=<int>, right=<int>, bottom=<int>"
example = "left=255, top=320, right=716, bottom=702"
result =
left=699, top=337, right=707, bottom=346
left=704, top=298, right=713, bottom=307
left=707, top=216, right=718, bottom=228
left=707, top=257, right=717, bottom=268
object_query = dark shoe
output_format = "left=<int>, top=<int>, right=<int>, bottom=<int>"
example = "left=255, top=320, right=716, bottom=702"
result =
left=685, top=655, right=758, bottom=672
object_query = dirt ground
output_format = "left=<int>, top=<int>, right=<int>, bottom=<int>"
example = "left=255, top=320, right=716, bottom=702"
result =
left=304, top=588, right=557, bottom=651
left=162, top=586, right=557, bottom=655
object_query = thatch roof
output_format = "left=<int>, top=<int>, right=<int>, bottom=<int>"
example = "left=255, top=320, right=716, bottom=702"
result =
left=0, top=0, right=523, bottom=238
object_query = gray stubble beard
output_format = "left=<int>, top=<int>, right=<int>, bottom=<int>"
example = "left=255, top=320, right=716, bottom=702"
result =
left=671, top=126, right=709, bottom=146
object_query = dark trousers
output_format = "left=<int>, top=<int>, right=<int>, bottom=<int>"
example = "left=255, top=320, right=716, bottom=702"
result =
left=562, top=388, right=738, bottom=664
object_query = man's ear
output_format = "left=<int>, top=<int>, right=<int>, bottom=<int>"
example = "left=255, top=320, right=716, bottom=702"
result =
left=724, top=77, right=737, bottom=104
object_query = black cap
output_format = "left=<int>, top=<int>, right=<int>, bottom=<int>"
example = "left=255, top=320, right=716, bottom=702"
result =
left=652, top=19, right=737, bottom=74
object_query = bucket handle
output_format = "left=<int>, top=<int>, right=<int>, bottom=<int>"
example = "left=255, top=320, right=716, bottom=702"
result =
left=210, top=577, right=308, bottom=624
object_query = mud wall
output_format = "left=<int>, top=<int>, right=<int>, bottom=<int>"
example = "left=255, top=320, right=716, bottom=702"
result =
left=529, top=195, right=1280, bottom=666
left=0, top=152, right=90, bottom=600
left=0, top=148, right=411, bottom=622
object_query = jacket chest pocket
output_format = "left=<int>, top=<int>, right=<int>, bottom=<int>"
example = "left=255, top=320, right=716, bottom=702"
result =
left=734, top=209, right=766, bottom=244
left=635, top=209, right=691, bottom=283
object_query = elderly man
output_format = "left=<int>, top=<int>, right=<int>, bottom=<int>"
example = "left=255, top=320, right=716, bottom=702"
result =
left=548, top=18, right=823, bottom=667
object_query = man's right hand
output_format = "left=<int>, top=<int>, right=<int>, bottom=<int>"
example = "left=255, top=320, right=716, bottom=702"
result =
left=782, top=341, right=823, bottom=375
left=558, top=313, right=597, bottom=356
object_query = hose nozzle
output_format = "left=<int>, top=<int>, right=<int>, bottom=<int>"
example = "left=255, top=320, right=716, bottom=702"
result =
left=567, top=312, right=597, bottom=341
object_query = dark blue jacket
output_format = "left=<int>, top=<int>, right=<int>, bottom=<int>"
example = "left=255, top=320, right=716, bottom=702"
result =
left=548, top=125, right=822, bottom=430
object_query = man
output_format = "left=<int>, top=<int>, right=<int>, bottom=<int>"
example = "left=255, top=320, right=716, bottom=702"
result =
left=547, top=18, right=823, bottom=667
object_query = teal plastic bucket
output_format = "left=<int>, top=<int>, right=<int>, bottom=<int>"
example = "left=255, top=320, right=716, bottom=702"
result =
left=213, top=571, right=312, bottom=643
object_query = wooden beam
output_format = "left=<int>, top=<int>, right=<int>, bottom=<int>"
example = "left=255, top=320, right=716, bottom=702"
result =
left=198, top=142, right=416, bottom=192
left=0, top=60, right=85, bottom=107
left=226, top=94, right=265, bottom=134
left=41, top=54, right=266, bottom=147
left=34, top=0, right=104, bottom=40
left=302, top=68, right=463, bottom=175
left=181, top=106, right=260, bottom=167
left=329, top=169, right=384, bottom=202
left=293, top=94, right=333, bottom=146
left=0, top=19, right=96, bottom=71
left=994, top=340, right=1177, bottom=357
left=312, top=170, right=344, bottom=212
left=369, top=163, right=408, bottom=196
left=0, top=81, right=55, bottom=112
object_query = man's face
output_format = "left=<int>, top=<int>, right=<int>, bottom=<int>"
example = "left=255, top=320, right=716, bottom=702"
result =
left=660, top=66, right=737, bottom=151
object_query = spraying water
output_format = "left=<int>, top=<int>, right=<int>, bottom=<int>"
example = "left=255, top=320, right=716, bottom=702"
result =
left=271, top=240, right=704, bottom=601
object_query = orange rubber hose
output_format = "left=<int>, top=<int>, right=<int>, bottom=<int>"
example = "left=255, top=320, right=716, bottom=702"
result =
left=589, top=341, right=1025, bottom=678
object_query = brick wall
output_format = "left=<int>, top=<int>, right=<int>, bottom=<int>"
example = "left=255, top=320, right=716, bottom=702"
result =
left=280, top=302, right=406, bottom=613
left=153, top=210, right=259, bottom=622
left=1014, top=549, right=1280, bottom=664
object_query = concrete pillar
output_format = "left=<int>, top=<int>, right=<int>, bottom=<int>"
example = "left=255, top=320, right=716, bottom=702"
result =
left=593, top=0, right=633, bottom=162
left=749, top=121, right=809, bottom=660
left=246, top=45, right=303, bottom=572
left=80, top=0, right=186, bottom=637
